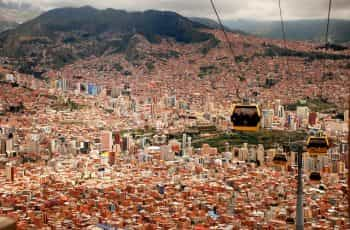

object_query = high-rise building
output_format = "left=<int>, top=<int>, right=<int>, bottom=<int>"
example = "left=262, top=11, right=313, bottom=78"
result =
left=274, top=99, right=281, bottom=116
left=262, top=109, right=274, bottom=129
left=121, top=135, right=129, bottom=152
left=304, top=156, right=315, bottom=172
left=0, top=138, right=6, bottom=155
left=114, top=132, right=121, bottom=145
left=344, top=110, right=349, bottom=123
left=318, top=156, right=329, bottom=171
left=338, top=162, right=345, bottom=174
left=308, top=112, right=317, bottom=126
left=101, top=131, right=113, bottom=152
left=296, top=106, right=309, bottom=127
left=248, top=147, right=257, bottom=162
left=239, top=143, right=249, bottom=161
left=6, top=138, right=13, bottom=154
left=6, top=164, right=15, bottom=182
left=182, top=133, right=187, bottom=155
left=257, top=144, right=265, bottom=166
left=277, top=105, right=285, bottom=119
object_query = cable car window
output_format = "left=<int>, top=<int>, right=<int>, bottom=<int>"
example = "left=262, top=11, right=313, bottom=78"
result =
left=231, top=106, right=260, bottom=127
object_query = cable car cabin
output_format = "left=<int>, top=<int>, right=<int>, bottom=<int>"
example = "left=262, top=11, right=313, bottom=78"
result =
left=231, top=104, right=261, bottom=132
left=306, top=136, right=329, bottom=156
left=272, top=153, right=288, bottom=166
left=309, top=172, right=322, bottom=182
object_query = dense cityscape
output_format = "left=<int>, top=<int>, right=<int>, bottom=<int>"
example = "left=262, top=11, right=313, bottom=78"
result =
left=0, top=1, right=349, bottom=229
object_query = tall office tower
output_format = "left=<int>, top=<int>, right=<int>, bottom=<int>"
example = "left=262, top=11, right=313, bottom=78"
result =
left=239, top=143, right=249, bottom=161
left=344, top=110, right=349, bottom=123
left=277, top=105, right=285, bottom=118
left=182, top=133, right=187, bottom=155
left=101, top=131, right=113, bottom=152
left=262, top=109, right=274, bottom=129
left=308, top=112, right=317, bottom=126
left=337, top=162, right=345, bottom=174
left=0, top=138, right=6, bottom=155
left=257, top=144, right=265, bottom=166
left=248, top=147, right=257, bottom=162
left=6, top=138, right=13, bottom=154
left=318, top=156, right=329, bottom=171
left=274, top=99, right=281, bottom=116
left=330, top=150, right=340, bottom=173
left=187, top=136, right=192, bottom=148
left=304, top=156, right=315, bottom=172
left=6, top=164, right=15, bottom=182
left=121, top=135, right=129, bottom=152
left=296, top=106, right=309, bottom=127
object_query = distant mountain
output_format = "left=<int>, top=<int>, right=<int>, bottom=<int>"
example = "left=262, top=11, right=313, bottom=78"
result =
left=190, top=17, right=223, bottom=29
left=190, top=17, right=246, bottom=35
left=0, top=0, right=41, bottom=23
left=225, top=19, right=350, bottom=44
left=0, top=20, right=18, bottom=33
left=0, top=6, right=216, bottom=72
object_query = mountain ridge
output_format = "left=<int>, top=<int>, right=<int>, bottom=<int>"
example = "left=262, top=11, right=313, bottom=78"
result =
left=225, top=19, right=350, bottom=44
left=0, top=6, right=217, bottom=72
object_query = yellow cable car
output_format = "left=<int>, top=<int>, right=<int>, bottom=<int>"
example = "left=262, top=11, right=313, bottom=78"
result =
left=306, top=135, right=329, bottom=157
left=309, top=172, right=322, bottom=182
left=272, top=153, right=288, bottom=166
left=231, top=104, right=261, bottom=132
left=306, top=135, right=329, bottom=182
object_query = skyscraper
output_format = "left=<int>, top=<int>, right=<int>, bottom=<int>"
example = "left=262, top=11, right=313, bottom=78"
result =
left=257, top=144, right=265, bottom=166
left=262, top=109, right=274, bottom=129
left=6, top=164, right=15, bottom=182
left=296, top=106, right=309, bottom=127
left=182, top=133, right=187, bottom=156
left=0, top=138, right=6, bottom=155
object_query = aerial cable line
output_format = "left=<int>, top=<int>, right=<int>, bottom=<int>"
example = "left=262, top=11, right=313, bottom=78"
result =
left=322, top=0, right=332, bottom=79
left=209, top=0, right=235, bottom=59
left=209, top=0, right=246, bottom=101
left=278, top=0, right=289, bottom=77
left=325, top=0, right=332, bottom=48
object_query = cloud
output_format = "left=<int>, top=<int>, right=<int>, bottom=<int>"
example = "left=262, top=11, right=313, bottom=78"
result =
left=3, top=0, right=350, bottom=20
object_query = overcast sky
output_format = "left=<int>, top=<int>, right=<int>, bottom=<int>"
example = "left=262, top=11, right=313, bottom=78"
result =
left=4, top=0, right=350, bottom=20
